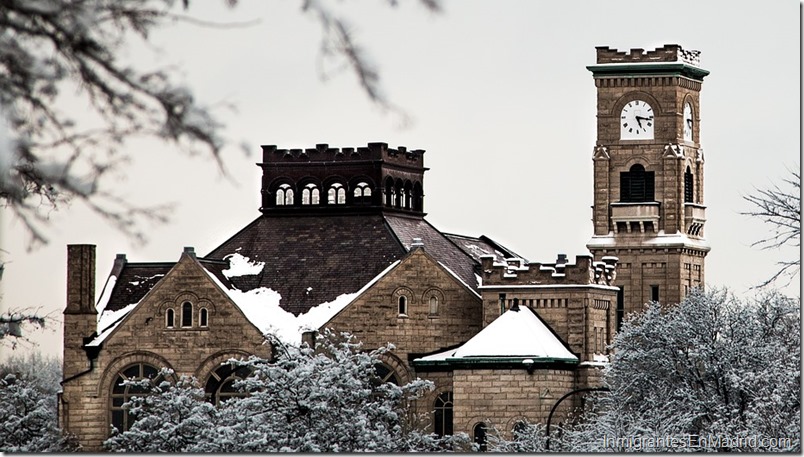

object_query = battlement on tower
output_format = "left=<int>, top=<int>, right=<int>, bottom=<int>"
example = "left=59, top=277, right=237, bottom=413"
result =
left=261, top=142, right=425, bottom=167
left=480, top=254, right=618, bottom=287
left=595, top=44, right=701, bottom=67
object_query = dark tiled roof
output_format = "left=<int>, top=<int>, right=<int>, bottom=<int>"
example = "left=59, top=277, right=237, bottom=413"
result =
left=444, top=233, right=526, bottom=264
left=205, top=214, right=405, bottom=315
left=98, top=213, right=491, bottom=318
left=101, top=263, right=173, bottom=313
left=383, top=216, right=480, bottom=292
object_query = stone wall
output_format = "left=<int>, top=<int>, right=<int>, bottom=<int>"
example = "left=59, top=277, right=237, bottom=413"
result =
left=452, top=368, right=576, bottom=440
left=61, top=252, right=268, bottom=451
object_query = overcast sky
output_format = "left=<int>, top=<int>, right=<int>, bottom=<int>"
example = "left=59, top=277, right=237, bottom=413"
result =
left=1, top=0, right=800, bottom=358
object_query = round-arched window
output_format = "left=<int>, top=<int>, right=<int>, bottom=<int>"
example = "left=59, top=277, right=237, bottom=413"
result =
left=110, top=363, right=166, bottom=432
left=205, top=364, right=252, bottom=405
left=373, top=362, right=401, bottom=386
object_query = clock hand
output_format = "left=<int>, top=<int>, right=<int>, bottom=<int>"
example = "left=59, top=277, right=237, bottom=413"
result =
left=635, top=117, right=643, bottom=129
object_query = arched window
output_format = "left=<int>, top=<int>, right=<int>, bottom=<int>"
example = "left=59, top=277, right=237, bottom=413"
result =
left=181, top=301, right=192, bottom=327
left=412, top=182, right=423, bottom=211
left=373, top=362, right=401, bottom=385
left=327, top=183, right=346, bottom=205
left=276, top=184, right=294, bottom=206
left=684, top=166, right=694, bottom=203
left=110, top=363, right=165, bottom=432
left=302, top=184, right=320, bottom=205
left=205, top=364, right=252, bottom=405
left=353, top=182, right=372, bottom=205
left=620, top=164, right=655, bottom=202
left=473, top=422, right=488, bottom=452
left=434, top=391, right=454, bottom=437
left=394, top=180, right=404, bottom=208
left=429, top=296, right=438, bottom=315
left=199, top=308, right=208, bottom=327
left=384, top=178, right=394, bottom=207
left=512, top=420, right=529, bottom=439
left=166, top=309, right=174, bottom=328
left=398, top=296, right=407, bottom=316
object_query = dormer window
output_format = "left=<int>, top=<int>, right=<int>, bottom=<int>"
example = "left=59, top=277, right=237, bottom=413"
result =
left=181, top=302, right=192, bottom=327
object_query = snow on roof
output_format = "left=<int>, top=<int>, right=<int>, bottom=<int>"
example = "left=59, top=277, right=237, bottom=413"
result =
left=587, top=231, right=710, bottom=250
left=204, top=259, right=402, bottom=344
left=222, top=252, right=265, bottom=278
left=451, top=307, right=577, bottom=360
left=95, top=275, right=117, bottom=316
left=88, top=302, right=138, bottom=347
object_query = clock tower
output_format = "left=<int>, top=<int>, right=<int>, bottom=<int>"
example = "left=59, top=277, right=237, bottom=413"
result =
left=586, top=44, right=710, bottom=326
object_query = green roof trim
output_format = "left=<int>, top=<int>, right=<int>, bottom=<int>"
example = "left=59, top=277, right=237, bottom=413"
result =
left=412, top=355, right=579, bottom=369
left=586, top=63, right=710, bottom=81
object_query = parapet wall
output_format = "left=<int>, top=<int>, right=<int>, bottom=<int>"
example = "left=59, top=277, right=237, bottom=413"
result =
left=260, top=142, right=425, bottom=168
left=595, top=44, right=701, bottom=67
left=480, top=254, right=618, bottom=287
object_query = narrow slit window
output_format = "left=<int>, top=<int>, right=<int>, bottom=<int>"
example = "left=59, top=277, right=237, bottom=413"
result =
left=199, top=308, right=208, bottom=327
left=166, top=309, right=174, bottom=328
left=398, top=296, right=407, bottom=315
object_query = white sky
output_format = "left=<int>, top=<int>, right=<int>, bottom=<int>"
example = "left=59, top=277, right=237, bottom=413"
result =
left=1, top=0, right=800, bottom=358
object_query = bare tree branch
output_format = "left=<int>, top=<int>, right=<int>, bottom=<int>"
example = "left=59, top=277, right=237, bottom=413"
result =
left=742, top=167, right=801, bottom=288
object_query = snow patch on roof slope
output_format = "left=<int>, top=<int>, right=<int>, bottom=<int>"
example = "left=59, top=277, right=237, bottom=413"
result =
left=452, top=308, right=577, bottom=360
left=95, top=275, right=117, bottom=316
left=204, top=259, right=401, bottom=344
left=222, top=253, right=265, bottom=278
left=88, top=302, right=139, bottom=347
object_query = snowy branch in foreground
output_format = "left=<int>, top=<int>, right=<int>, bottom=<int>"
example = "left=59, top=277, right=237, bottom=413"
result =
left=1, top=0, right=441, bottom=248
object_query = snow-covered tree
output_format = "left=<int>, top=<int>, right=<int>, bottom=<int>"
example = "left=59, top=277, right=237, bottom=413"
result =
left=560, top=288, right=800, bottom=452
left=486, top=420, right=548, bottom=453
left=0, top=353, right=78, bottom=452
left=105, top=330, right=464, bottom=452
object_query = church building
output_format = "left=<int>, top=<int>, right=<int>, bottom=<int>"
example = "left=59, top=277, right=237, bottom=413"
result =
left=60, top=44, right=709, bottom=451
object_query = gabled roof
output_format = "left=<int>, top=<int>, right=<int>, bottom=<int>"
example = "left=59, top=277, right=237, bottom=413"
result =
left=204, top=213, right=483, bottom=315
left=413, top=306, right=578, bottom=368
left=95, top=212, right=491, bottom=321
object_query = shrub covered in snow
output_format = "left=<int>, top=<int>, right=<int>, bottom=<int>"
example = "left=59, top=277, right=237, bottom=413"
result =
left=555, top=288, right=800, bottom=452
left=0, top=353, right=78, bottom=452
left=105, top=330, right=465, bottom=452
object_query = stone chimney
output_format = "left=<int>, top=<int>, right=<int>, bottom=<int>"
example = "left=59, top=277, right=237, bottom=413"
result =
left=65, top=245, right=97, bottom=315
left=63, top=245, right=98, bottom=380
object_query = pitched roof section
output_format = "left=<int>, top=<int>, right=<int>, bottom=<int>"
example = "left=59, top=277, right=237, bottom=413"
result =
left=205, top=214, right=405, bottom=315
left=99, top=263, right=172, bottom=314
left=444, top=233, right=526, bottom=264
left=383, top=215, right=480, bottom=292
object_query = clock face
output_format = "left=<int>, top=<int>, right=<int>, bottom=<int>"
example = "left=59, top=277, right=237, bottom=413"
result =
left=620, top=100, right=654, bottom=140
left=683, top=102, right=693, bottom=142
